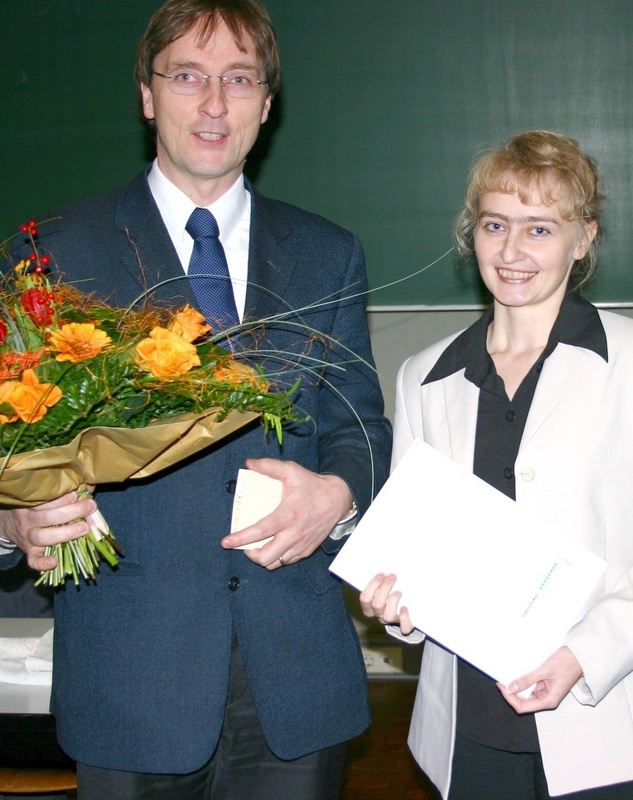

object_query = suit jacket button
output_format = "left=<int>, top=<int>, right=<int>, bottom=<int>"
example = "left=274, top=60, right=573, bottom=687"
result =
left=228, top=576, right=240, bottom=591
left=226, top=479, right=237, bottom=494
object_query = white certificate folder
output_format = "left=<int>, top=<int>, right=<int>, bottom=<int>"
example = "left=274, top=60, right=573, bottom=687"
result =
left=330, top=439, right=606, bottom=685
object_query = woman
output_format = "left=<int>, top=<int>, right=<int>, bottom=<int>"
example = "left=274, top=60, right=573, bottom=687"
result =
left=360, top=131, right=633, bottom=799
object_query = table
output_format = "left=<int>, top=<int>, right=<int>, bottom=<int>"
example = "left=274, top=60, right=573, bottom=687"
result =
left=0, top=618, right=71, bottom=769
left=0, top=619, right=53, bottom=715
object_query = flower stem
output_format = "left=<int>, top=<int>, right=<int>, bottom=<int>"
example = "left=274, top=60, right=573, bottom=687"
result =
left=34, top=486, right=122, bottom=587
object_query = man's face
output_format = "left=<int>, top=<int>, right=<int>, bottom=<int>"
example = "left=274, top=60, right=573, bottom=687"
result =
left=141, top=19, right=271, bottom=205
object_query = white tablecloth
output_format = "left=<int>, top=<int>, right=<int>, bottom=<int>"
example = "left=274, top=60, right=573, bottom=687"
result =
left=0, top=619, right=53, bottom=714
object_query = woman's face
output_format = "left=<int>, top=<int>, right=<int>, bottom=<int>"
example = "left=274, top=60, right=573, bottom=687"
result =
left=474, top=190, right=595, bottom=313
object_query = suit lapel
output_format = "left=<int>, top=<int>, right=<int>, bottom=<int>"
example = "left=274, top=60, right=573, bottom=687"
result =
left=436, top=345, right=595, bottom=466
left=421, top=371, right=479, bottom=470
left=443, top=372, right=480, bottom=469
left=519, top=344, right=593, bottom=452
left=114, top=174, right=297, bottom=320
left=114, top=171, right=198, bottom=310
left=243, top=184, right=298, bottom=322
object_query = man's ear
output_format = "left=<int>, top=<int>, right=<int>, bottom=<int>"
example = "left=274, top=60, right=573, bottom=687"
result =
left=260, top=95, right=272, bottom=125
left=141, top=83, right=156, bottom=121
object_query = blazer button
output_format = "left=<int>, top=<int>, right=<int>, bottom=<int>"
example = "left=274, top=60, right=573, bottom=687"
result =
left=228, top=576, right=240, bottom=591
left=225, top=478, right=237, bottom=494
left=503, top=467, right=514, bottom=480
left=520, top=468, right=535, bottom=482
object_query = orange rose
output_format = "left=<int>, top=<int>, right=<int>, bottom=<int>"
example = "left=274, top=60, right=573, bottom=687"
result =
left=49, top=323, right=112, bottom=363
left=169, top=305, right=211, bottom=343
left=0, top=380, right=19, bottom=423
left=3, top=369, right=63, bottom=424
left=135, top=327, right=201, bottom=377
left=213, top=362, right=268, bottom=390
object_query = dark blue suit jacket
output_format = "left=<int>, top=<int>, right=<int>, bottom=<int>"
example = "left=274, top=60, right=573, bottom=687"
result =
left=16, top=171, right=391, bottom=772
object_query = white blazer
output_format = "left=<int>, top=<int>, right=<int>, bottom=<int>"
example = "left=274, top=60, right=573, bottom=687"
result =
left=392, top=308, right=633, bottom=798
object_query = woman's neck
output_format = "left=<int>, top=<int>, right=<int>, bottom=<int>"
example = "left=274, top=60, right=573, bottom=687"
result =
left=487, top=302, right=559, bottom=399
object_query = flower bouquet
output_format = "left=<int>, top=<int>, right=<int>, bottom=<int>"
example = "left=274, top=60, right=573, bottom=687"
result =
left=0, top=221, right=298, bottom=586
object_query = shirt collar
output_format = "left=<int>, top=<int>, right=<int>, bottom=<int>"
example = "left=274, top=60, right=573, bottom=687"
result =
left=147, top=160, right=248, bottom=244
left=422, top=291, right=608, bottom=387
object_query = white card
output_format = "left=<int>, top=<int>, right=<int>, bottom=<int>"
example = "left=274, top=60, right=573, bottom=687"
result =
left=230, top=469, right=283, bottom=550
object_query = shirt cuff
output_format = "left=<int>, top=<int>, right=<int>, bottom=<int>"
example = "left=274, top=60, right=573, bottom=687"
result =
left=0, top=536, right=18, bottom=553
left=386, top=624, right=425, bottom=645
left=328, top=499, right=358, bottom=541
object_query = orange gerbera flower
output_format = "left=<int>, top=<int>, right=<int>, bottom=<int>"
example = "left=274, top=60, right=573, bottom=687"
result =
left=213, top=362, right=268, bottom=391
left=168, top=305, right=211, bottom=343
left=3, top=369, right=63, bottom=424
left=49, top=323, right=112, bottom=363
left=135, top=327, right=201, bottom=378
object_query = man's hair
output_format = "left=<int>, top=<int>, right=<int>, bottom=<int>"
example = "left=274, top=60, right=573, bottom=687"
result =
left=135, top=0, right=280, bottom=96
left=455, top=130, right=605, bottom=288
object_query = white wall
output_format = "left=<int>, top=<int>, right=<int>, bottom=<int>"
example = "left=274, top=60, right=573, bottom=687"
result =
left=367, top=309, right=482, bottom=422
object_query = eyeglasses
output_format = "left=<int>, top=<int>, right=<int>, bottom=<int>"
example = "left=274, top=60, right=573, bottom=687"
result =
left=152, top=68, right=267, bottom=98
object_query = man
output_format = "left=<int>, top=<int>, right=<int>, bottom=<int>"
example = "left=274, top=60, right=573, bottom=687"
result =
left=0, top=1, right=391, bottom=798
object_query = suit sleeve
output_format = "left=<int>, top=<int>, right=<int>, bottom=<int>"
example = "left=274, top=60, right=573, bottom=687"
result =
left=314, top=233, right=391, bottom=537
left=565, top=571, right=633, bottom=705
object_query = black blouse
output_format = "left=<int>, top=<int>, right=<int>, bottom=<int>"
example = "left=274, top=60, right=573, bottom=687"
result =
left=422, top=291, right=607, bottom=752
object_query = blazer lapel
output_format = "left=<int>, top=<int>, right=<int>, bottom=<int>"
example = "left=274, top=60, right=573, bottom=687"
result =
left=422, top=370, right=479, bottom=470
left=112, top=175, right=299, bottom=324
left=520, top=344, right=593, bottom=451
left=243, top=184, right=298, bottom=322
left=443, top=371, right=479, bottom=469
left=432, top=346, right=595, bottom=467
left=114, top=171, right=198, bottom=310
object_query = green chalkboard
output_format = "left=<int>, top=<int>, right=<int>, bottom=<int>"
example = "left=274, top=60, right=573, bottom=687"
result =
left=3, top=1, right=633, bottom=307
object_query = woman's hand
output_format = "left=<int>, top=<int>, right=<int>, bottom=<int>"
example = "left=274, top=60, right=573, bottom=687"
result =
left=0, top=491, right=97, bottom=573
left=497, top=646, right=583, bottom=713
left=359, top=573, right=414, bottom=634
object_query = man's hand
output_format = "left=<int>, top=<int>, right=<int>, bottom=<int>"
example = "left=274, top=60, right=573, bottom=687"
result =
left=497, top=646, right=583, bottom=713
left=0, top=491, right=97, bottom=573
left=221, top=458, right=352, bottom=569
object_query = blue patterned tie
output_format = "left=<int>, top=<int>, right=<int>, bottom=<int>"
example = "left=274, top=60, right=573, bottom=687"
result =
left=185, top=207, right=239, bottom=331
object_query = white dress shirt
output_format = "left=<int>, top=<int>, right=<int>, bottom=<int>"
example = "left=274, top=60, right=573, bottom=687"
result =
left=147, top=161, right=251, bottom=321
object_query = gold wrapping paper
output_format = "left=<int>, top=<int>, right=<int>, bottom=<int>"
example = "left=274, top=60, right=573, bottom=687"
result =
left=0, top=408, right=259, bottom=506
